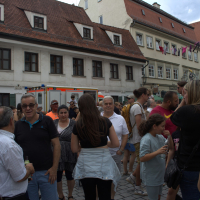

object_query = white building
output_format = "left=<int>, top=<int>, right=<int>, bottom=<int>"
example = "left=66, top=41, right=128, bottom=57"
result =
left=0, top=0, right=146, bottom=106
left=79, top=0, right=200, bottom=99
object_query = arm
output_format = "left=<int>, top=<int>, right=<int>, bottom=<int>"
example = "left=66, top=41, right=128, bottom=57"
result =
left=17, top=163, right=35, bottom=182
left=140, top=145, right=168, bottom=162
left=45, top=137, right=61, bottom=184
left=71, top=133, right=80, bottom=153
left=116, top=134, right=128, bottom=155
left=107, top=125, right=120, bottom=148
left=135, top=114, right=142, bottom=130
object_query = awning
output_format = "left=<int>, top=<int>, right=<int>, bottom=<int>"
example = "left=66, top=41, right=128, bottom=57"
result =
left=153, top=95, right=163, bottom=101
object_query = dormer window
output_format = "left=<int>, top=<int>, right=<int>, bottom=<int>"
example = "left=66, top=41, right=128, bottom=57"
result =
left=114, top=35, right=120, bottom=46
left=183, top=28, right=186, bottom=33
left=142, top=10, right=145, bottom=16
left=172, top=23, right=174, bottom=28
left=0, top=4, right=4, bottom=22
left=34, top=16, right=44, bottom=29
left=83, top=28, right=91, bottom=39
left=159, top=17, right=162, bottom=23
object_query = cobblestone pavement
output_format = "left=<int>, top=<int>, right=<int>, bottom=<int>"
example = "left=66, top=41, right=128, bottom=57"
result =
left=62, top=162, right=182, bottom=200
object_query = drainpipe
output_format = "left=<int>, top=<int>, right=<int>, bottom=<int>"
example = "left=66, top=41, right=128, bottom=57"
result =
left=142, top=60, right=149, bottom=70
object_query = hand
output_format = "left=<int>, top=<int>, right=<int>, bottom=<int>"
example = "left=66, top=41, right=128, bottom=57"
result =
left=26, top=163, right=35, bottom=174
left=156, top=145, right=168, bottom=155
left=116, top=150, right=123, bottom=155
left=45, top=167, right=57, bottom=184
left=163, top=130, right=170, bottom=137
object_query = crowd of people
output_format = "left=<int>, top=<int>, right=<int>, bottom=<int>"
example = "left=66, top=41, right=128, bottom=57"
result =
left=1, top=80, right=200, bottom=200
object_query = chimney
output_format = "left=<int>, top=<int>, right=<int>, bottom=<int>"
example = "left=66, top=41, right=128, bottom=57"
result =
left=152, top=2, right=161, bottom=9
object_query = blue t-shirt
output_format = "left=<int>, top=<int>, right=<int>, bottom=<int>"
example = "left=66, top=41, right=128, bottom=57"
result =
left=140, top=133, right=166, bottom=186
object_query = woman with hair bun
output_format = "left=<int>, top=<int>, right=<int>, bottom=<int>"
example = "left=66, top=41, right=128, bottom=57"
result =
left=139, top=114, right=174, bottom=200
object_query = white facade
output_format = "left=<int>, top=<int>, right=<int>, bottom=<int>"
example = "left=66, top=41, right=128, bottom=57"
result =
left=0, top=38, right=143, bottom=105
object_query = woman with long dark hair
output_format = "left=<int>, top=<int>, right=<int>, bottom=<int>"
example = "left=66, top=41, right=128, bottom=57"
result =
left=171, top=80, right=200, bottom=200
left=71, top=94, right=120, bottom=200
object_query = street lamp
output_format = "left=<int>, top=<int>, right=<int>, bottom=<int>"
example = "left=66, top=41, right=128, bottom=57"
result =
left=142, top=75, right=147, bottom=85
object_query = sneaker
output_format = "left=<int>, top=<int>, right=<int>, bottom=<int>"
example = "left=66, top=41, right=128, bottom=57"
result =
left=126, top=175, right=136, bottom=186
left=134, top=185, right=147, bottom=196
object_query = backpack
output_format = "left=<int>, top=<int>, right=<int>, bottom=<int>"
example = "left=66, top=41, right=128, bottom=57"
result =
left=122, top=102, right=143, bottom=139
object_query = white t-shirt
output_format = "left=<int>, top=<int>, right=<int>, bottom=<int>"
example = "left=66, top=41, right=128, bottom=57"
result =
left=69, top=99, right=77, bottom=104
left=129, top=102, right=146, bottom=144
left=57, top=119, right=70, bottom=134
left=147, top=107, right=153, bottom=113
left=101, top=112, right=129, bottom=156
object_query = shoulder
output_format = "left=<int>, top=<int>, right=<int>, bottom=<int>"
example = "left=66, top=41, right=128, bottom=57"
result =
left=46, top=111, right=52, bottom=116
left=43, top=115, right=53, bottom=122
left=130, top=103, right=140, bottom=111
left=140, top=134, right=151, bottom=144
left=70, top=119, right=76, bottom=126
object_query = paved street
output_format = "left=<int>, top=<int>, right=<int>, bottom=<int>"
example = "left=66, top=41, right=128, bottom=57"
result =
left=62, top=162, right=182, bottom=200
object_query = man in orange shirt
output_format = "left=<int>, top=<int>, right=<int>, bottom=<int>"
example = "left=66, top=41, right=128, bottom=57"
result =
left=46, top=100, right=59, bottom=120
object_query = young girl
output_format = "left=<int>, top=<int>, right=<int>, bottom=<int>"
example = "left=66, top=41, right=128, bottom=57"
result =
left=139, top=114, right=174, bottom=200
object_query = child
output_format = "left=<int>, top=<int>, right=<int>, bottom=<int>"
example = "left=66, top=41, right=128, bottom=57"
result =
left=69, top=95, right=77, bottom=104
left=139, top=114, right=174, bottom=200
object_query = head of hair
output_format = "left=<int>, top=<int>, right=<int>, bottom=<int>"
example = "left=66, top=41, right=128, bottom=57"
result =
left=139, top=114, right=166, bottom=136
left=99, top=100, right=103, bottom=106
left=9, top=106, right=16, bottom=110
left=16, top=103, right=23, bottom=121
left=57, top=104, right=68, bottom=114
left=71, top=95, right=75, bottom=98
left=156, top=100, right=162, bottom=104
left=147, top=99, right=152, bottom=107
left=76, top=93, right=107, bottom=147
left=102, top=96, right=114, bottom=105
left=51, top=99, right=58, bottom=105
left=177, top=81, right=187, bottom=87
left=133, top=87, right=148, bottom=99
left=163, top=91, right=177, bottom=103
left=21, top=93, right=37, bottom=104
left=184, top=80, right=200, bottom=106
left=0, top=106, right=13, bottom=129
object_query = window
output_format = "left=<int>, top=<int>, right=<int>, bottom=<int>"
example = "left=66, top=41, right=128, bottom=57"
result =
left=112, top=96, right=118, bottom=102
left=50, top=55, right=63, bottom=74
left=99, top=15, right=103, bottom=24
left=156, top=39, right=161, bottom=50
left=142, top=10, right=145, bottom=16
left=182, top=48, right=186, bottom=58
left=83, top=28, right=91, bottom=39
left=142, top=67, right=145, bottom=76
left=38, top=93, right=42, bottom=104
left=172, top=23, right=174, bottom=28
left=194, top=52, right=198, bottom=62
left=110, top=63, right=118, bottom=79
left=164, top=42, right=169, bottom=53
left=166, top=68, right=171, bottom=79
left=183, top=28, right=186, bottom=33
left=34, top=16, right=44, bottom=29
left=93, top=61, right=102, bottom=77
left=85, top=0, right=88, bottom=9
left=183, top=70, right=188, bottom=80
left=0, top=48, right=11, bottom=70
left=126, top=66, right=133, bottom=80
left=149, top=65, right=154, bottom=77
left=25, top=52, right=38, bottom=72
left=0, top=5, right=4, bottom=22
left=0, top=93, right=9, bottom=106
left=159, top=17, right=162, bottom=23
left=136, top=33, right=143, bottom=46
left=114, top=35, right=120, bottom=46
left=173, top=69, right=178, bottom=80
left=188, top=51, right=192, bottom=60
left=98, top=0, right=102, bottom=2
left=172, top=44, right=177, bottom=55
left=73, top=58, right=84, bottom=76
left=146, top=36, right=153, bottom=48
left=158, top=66, right=163, bottom=78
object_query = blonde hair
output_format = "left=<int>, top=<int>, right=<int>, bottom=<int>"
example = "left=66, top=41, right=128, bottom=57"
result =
left=184, top=80, right=200, bottom=105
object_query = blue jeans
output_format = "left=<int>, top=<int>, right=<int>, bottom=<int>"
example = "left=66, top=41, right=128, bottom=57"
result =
left=27, top=170, right=58, bottom=200
left=180, top=171, right=200, bottom=200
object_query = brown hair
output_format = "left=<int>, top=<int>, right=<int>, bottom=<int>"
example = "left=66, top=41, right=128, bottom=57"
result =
left=133, top=87, right=148, bottom=98
left=163, top=91, right=177, bottom=103
left=76, top=93, right=107, bottom=146
left=139, top=114, right=166, bottom=136
left=177, top=81, right=187, bottom=87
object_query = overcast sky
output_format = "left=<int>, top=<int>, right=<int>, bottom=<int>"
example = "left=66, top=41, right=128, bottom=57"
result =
left=58, top=0, right=200, bottom=24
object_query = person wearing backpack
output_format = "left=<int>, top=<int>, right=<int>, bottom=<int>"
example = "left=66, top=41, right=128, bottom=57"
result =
left=126, top=88, right=150, bottom=196
left=122, top=95, right=136, bottom=175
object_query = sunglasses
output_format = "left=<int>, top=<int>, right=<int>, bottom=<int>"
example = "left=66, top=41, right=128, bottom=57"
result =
left=51, top=102, right=58, bottom=105
left=127, top=98, right=131, bottom=100
left=22, top=103, right=36, bottom=109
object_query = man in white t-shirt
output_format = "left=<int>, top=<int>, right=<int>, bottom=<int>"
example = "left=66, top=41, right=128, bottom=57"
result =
left=102, top=96, right=129, bottom=200
left=126, top=88, right=150, bottom=196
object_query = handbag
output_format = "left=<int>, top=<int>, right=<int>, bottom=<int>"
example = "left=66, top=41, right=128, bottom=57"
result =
left=164, top=138, right=200, bottom=190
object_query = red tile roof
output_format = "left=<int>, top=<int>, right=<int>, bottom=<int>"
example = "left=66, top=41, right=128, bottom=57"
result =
left=190, top=21, right=200, bottom=42
left=124, top=0, right=197, bottom=44
left=0, top=0, right=146, bottom=62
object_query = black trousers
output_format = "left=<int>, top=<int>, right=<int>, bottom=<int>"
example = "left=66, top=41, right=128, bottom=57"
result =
left=81, top=178, right=112, bottom=200
left=2, top=193, right=27, bottom=200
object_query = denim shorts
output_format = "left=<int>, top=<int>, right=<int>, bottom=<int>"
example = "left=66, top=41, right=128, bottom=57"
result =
left=180, top=171, right=200, bottom=200
left=124, top=143, right=135, bottom=152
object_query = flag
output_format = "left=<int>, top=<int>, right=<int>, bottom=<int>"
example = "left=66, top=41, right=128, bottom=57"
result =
left=159, top=46, right=164, bottom=54
left=182, top=47, right=187, bottom=55
left=174, top=48, right=177, bottom=55
left=189, top=45, right=192, bottom=52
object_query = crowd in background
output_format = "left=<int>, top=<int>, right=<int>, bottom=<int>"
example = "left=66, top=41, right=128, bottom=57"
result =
left=1, top=80, right=200, bottom=200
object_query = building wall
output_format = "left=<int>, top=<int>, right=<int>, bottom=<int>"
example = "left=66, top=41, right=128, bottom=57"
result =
left=0, top=39, right=143, bottom=105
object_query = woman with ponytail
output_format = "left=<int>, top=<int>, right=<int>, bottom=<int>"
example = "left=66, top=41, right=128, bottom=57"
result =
left=139, top=114, right=174, bottom=200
